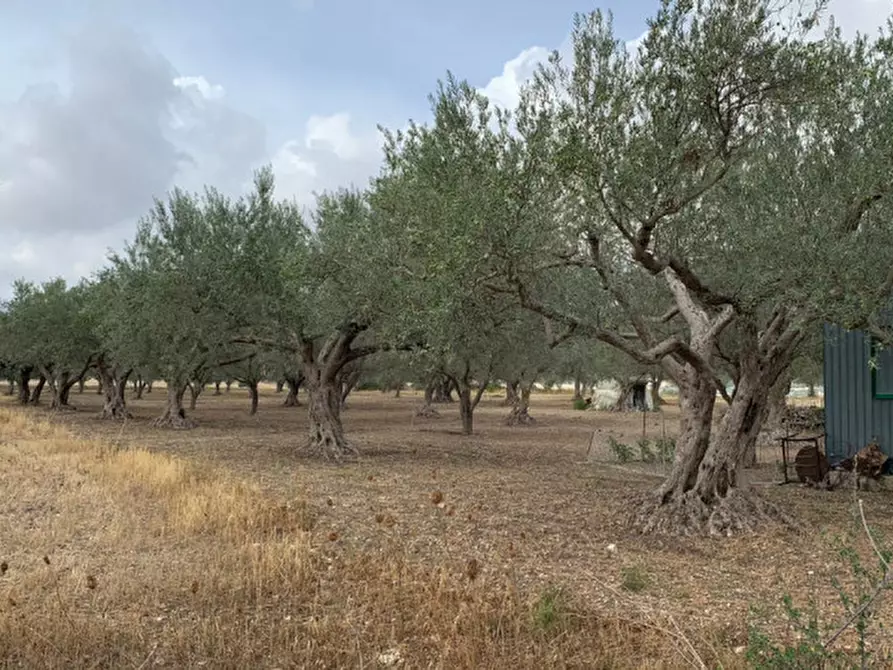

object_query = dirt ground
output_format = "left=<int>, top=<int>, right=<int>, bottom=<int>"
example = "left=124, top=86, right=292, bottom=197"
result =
left=3, top=384, right=893, bottom=665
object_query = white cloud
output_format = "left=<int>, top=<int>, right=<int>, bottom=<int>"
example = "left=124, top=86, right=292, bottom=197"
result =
left=173, top=75, right=226, bottom=101
left=480, top=46, right=552, bottom=111
left=0, top=23, right=383, bottom=297
left=271, top=113, right=383, bottom=206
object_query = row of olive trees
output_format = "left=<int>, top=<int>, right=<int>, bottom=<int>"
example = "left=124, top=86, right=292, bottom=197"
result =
left=2, top=0, right=891, bottom=535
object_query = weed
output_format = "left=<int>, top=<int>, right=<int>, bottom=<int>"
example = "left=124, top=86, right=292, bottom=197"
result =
left=637, top=438, right=655, bottom=463
left=654, top=437, right=676, bottom=464
left=608, top=436, right=634, bottom=463
left=621, top=565, right=650, bottom=593
left=532, top=585, right=567, bottom=632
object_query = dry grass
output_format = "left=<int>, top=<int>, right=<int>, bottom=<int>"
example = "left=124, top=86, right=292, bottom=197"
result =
left=0, top=386, right=889, bottom=668
left=0, top=406, right=745, bottom=669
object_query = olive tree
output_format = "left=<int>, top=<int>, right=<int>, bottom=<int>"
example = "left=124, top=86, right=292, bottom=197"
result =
left=502, top=1, right=893, bottom=534
left=0, top=279, right=97, bottom=409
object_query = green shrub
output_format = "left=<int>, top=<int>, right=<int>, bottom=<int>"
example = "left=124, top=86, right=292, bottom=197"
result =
left=572, top=397, right=589, bottom=411
left=608, top=437, right=634, bottom=463
left=654, top=437, right=676, bottom=464
left=637, top=438, right=655, bottom=463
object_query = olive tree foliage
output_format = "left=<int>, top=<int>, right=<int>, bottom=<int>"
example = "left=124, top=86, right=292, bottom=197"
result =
left=229, top=183, right=405, bottom=460
left=0, top=279, right=97, bottom=409
left=372, top=76, right=571, bottom=435
left=476, top=0, right=893, bottom=534
left=105, top=171, right=283, bottom=428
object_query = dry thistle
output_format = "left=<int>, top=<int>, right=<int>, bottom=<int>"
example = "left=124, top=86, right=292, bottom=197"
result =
left=42, top=555, right=50, bottom=565
left=0, top=561, right=7, bottom=575
left=431, top=490, right=444, bottom=505
left=375, top=513, right=385, bottom=524
left=327, top=531, right=339, bottom=542
left=86, top=575, right=97, bottom=590
left=190, top=580, right=199, bottom=594
left=465, top=558, right=480, bottom=581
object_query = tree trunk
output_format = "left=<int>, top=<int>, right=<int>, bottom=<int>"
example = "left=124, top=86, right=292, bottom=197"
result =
left=17, top=367, right=32, bottom=405
left=455, top=377, right=487, bottom=435
left=214, top=381, right=222, bottom=396
left=573, top=377, right=583, bottom=402
left=306, top=376, right=356, bottom=460
left=77, top=377, right=86, bottom=393
left=636, top=346, right=796, bottom=536
left=146, top=381, right=153, bottom=394
left=153, top=382, right=195, bottom=429
left=505, top=383, right=535, bottom=426
left=135, top=380, right=146, bottom=400
left=416, top=379, right=440, bottom=418
left=29, top=375, right=46, bottom=405
left=225, top=380, right=232, bottom=393
left=458, top=386, right=475, bottom=435
left=503, top=380, right=520, bottom=407
left=5, top=379, right=15, bottom=397
left=187, top=382, right=202, bottom=411
left=432, top=377, right=455, bottom=403
left=98, top=364, right=131, bottom=420
left=650, top=373, right=664, bottom=410
left=807, top=381, right=816, bottom=397
left=283, top=375, right=302, bottom=407
left=96, top=377, right=103, bottom=394
left=766, top=371, right=791, bottom=433
left=275, top=379, right=285, bottom=393
left=339, top=364, right=362, bottom=408
left=46, top=370, right=77, bottom=411
left=248, top=381, right=259, bottom=415
left=743, top=369, right=791, bottom=467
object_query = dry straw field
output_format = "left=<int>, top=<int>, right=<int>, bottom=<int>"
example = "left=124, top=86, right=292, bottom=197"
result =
left=1, top=386, right=892, bottom=668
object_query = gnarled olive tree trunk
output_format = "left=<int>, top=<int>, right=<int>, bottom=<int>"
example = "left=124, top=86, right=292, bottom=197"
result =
left=97, top=361, right=131, bottom=420
left=634, top=296, right=803, bottom=536
left=503, top=380, right=520, bottom=407
left=283, top=374, right=303, bottom=407
left=306, top=374, right=352, bottom=458
left=416, top=376, right=441, bottom=418
left=153, top=381, right=195, bottom=429
left=29, top=375, right=46, bottom=405
left=300, top=325, right=374, bottom=460
left=505, top=382, right=535, bottom=426
left=17, top=366, right=33, bottom=405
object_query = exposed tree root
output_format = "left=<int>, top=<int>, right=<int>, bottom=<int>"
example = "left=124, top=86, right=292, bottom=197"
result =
left=99, top=406, right=132, bottom=420
left=151, top=414, right=198, bottom=429
left=504, top=409, right=536, bottom=426
left=304, top=436, right=359, bottom=462
left=414, top=404, right=441, bottom=419
left=629, top=488, right=798, bottom=537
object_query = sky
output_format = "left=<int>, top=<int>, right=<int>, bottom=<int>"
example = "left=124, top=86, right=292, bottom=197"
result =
left=1, top=0, right=891, bottom=299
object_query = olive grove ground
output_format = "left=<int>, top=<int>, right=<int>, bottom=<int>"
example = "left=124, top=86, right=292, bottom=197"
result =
left=1, top=386, right=891, bottom=667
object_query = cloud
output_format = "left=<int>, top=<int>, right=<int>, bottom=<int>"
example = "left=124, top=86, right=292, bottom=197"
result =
left=0, top=21, right=381, bottom=298
left=480, top=46, right=552, bottom=111
left=270, top=113, right=383, bottom=207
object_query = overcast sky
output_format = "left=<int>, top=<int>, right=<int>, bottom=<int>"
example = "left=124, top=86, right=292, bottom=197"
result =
left=1, top=0, right=890, bottom=298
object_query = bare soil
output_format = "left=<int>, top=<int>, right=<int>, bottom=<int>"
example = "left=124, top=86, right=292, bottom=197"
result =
left=2, top=385, right=892, bottom=666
